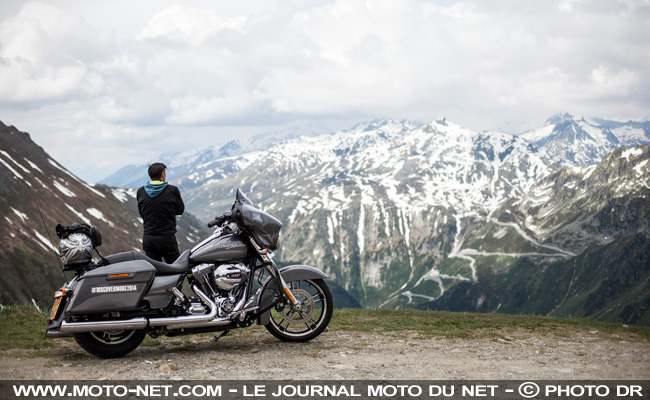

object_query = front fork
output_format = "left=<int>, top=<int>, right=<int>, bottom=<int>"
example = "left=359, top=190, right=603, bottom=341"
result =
left=265, top=261, right=301, bottom=311
left=249, top=238, right=301, bottom=310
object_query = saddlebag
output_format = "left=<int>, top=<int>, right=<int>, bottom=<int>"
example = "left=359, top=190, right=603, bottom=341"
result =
left=66, top=260, right=155, bottom=314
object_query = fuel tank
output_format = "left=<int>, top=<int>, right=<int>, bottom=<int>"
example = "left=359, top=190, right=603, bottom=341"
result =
left=190, top=232, right=248, bottom=263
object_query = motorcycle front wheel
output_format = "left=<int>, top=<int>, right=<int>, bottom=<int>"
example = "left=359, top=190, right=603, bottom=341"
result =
left=73, top=329, right=147, bottom=358
left=265, top=278, right=333, bottom=342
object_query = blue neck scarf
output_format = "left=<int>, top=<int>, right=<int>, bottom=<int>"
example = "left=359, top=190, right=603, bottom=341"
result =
left=144, top=180, right=168, bottom=198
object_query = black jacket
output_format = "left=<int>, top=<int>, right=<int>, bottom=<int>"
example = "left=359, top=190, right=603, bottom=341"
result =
left=137, top=184, right=185, bottom=237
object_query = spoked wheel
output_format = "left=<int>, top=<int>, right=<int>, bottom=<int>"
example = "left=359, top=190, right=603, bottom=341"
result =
left=265, top=278, right=333, bottom=342
left=73, top=329, right=147, bottom=358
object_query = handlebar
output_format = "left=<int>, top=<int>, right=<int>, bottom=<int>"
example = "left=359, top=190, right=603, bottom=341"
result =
left=207, top=210, right=232, bottom=228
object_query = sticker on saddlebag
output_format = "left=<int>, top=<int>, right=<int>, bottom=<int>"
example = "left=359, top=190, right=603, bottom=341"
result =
left=91, top=284, right=138, bottom=294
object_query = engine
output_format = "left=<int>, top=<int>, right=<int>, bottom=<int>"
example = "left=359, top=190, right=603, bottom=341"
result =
left=213, top=264, right=249, bottom=291
left=190, top=263, right=250, bottom=316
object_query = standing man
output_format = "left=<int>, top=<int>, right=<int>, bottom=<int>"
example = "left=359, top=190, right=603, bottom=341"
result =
left=137, top=162, right=185, bottom=263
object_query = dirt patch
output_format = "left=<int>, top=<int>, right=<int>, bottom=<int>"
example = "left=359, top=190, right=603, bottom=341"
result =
left=1, top=327, right=648, bottom=380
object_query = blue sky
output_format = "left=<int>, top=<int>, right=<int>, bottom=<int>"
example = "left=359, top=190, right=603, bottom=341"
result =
left=1, top=0, right=649, bottom=183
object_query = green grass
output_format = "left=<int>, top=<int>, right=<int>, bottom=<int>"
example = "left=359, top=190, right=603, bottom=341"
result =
left=1, top=305, right=648, bottom=354
left=330, top=308, right=650, bottom=341
left=0, top=305, right=51, bottom=351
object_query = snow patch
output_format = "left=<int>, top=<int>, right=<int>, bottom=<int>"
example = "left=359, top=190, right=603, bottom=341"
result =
left=357, top=199, right=366, bottom=255
left=612, top=126, right=646, bottom=143
left=111, top=188, right=135, bottom=203
left=0, top=156, right=24, bottom=179
left=621, top=148, right=643, bottom=160
left=0, top=150, right=30, bottom=173
left=521, top=124, right=555, bottom=143
left=34, top=230, right=58, bottom=253
left=23, top=158, right=43, bottom=173
left=582, top=165, right=598, bottom=180
left=53, top=180, right=76, bottom=197
left=633, top=159, right=648, bottom=176
left=65, top=204, right=91, bottom=225
left=11, top=208, right=29, bottom=222
left=326, top=214, right=335, bottom=245
left=34, top=177, right=49, bottom=190
left=48, top=159, right=106, bottom=198
left=86, top=208, right=114, bottom=227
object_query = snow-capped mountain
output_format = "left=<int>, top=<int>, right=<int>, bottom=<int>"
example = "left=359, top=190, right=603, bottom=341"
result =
left=181, top=119, right=559, bottom=308
left=184, top=119, right=556, bottom=218
left=593, top=118, right=650, bottom=147
left=97, top=115, right=650, bottom=319
left=423, top=145, right=650, bottom=325
left=171, top=117, right=648, bottom=323
left=521, top=113, right=650, bottom=165
left=100, top=125, right=331, bottom=189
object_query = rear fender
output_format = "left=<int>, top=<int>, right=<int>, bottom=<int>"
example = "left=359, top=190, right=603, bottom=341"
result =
left=257, top=265, right=327, bottom=325
left=45, top=278, right=80, bottom=336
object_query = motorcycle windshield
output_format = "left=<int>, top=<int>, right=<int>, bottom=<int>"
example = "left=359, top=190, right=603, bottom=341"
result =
left=236, top=188, right=254, bottom=205
left=233, top=188, right=282, bottom=249
left=239, top=203, right=282, bottom=250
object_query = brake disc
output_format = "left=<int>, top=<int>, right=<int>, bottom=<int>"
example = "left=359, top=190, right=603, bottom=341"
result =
left=279, top=288, right=314, bottom=324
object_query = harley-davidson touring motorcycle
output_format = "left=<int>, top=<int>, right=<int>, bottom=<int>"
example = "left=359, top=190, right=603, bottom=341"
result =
left=45, top=189, right=333, bottom=358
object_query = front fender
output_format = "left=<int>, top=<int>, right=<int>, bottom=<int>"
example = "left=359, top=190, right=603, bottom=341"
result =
left=256, top=265, right=327, bottom=325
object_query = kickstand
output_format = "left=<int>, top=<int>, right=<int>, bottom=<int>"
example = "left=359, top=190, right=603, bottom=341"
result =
left=213, top=330, right=230, bottom=342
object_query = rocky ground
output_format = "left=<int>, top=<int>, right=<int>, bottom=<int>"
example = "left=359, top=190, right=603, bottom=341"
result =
left=2, top=326, right=648, bottom=380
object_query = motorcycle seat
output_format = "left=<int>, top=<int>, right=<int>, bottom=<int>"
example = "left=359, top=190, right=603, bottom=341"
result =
left=104, top=250, right=190, bottom=275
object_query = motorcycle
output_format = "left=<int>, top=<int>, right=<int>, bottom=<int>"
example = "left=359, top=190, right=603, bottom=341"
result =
left=45, top=189, right=333, bottom=358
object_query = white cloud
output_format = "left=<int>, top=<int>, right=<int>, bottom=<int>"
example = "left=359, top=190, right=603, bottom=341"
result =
left=166, top=88, right=261, bottom=124
left=0, top=0, right=648, bottom=182
left=558, top=0, right=585, bottom=12
left=140, top=5, right=246, bottom=47
left=590, top=66, right=639, bottom=97
left=0, top=62, right=86, bottom=102
left=0, top=2, right=113, bottom=104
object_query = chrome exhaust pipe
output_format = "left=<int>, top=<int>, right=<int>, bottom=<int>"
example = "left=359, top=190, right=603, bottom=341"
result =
left=155, top=285, right=249, bottom=330
left=47, top=286, right=239, bottom=335
left=201, top=289, right=251, bottom=327
left=149, top=285, right=219, bottom=329
left=56, top=317, right=148, bottom=334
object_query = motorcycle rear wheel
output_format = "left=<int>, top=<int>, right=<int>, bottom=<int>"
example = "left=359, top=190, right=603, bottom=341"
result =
left=73, top=329, right=147, bottom=358
left=265, top=278, right=333, bottom=342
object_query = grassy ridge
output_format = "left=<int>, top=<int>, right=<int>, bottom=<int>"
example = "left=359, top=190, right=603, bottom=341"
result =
left=1, top=306, right=648, bottom=353
left=332, top=308, right=650, bottom=340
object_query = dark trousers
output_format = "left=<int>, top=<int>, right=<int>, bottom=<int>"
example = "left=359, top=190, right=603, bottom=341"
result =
left=143, top=235, right=180, bottom=263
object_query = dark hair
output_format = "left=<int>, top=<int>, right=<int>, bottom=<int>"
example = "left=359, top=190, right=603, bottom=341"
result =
left=148, top=162, right=167, bottom=180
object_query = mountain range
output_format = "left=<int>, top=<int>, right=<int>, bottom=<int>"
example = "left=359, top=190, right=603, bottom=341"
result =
left=521, top=113, right=650, bottom=165
left=102, top=114, right=650, bottom=324
left=2, top=114, right=649, bottom=325
left=100, top=125, right=331, bottom=190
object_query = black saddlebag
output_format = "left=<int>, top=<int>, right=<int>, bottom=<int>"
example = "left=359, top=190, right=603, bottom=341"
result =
left=66, top=260, right=155, bottom=314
